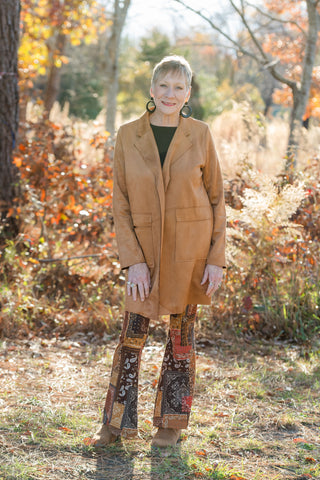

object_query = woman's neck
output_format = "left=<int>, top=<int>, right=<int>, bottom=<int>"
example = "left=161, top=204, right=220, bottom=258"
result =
left=149, top=111, right=180, bottom=127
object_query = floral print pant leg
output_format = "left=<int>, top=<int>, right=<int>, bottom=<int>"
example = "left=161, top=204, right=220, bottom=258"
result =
left=153, top=304, right=197, bottom=429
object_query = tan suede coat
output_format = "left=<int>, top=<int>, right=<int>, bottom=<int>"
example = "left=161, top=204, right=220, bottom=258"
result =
left=113, top=111, right=226, bottom=318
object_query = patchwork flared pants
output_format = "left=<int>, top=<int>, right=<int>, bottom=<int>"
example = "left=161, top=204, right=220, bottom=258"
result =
left=102, top=304, right=197, bottom=437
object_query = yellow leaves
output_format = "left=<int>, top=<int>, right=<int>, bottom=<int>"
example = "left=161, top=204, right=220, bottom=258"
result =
left=20, top=0, right=110, bottom=82
left=54, top=58, right=62, bottom=68
left=28, top=258, right=40, bottom=264
left=70, top=37, right=82, bottom=46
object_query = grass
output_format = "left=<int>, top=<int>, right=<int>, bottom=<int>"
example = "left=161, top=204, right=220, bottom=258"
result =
left=1, top=329, right=320, bottom=480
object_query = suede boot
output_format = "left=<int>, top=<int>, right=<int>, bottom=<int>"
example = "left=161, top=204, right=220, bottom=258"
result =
left=91, top=424, right=119, bottom=446
left=151, top=427, right=181, bottom=447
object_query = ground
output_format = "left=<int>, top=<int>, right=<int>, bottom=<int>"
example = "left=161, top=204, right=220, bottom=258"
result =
left=1, top=323, right=320, bottom=480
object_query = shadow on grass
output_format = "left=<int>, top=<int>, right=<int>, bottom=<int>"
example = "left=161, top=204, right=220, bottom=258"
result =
left=83, top=442, right=135, bottom=480
left=81, top=442, right=194, bottom=480
left=150, top=444, right=193, bottom=480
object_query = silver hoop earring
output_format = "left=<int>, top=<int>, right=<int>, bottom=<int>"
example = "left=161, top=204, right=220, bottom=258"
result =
left=180, top=102, right=192, bottom=118
left=146, top=97, right=156, bottom=113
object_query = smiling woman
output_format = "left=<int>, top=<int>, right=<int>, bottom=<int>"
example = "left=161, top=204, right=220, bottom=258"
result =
left=92, top=55, right=226, bottom=449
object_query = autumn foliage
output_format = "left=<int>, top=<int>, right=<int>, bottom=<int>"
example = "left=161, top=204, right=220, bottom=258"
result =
left=263, top=0, right=320, bottom=119
left=1, top=109, right=124, bottom=337
left=19, top=0, right=108, bottom=78
left=1, top=105, right=319, bottom=341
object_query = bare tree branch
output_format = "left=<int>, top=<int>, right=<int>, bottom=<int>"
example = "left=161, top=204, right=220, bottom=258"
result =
left=246, top=1, right=307, bottom=37
left=173, top=0, right=296, bottom=89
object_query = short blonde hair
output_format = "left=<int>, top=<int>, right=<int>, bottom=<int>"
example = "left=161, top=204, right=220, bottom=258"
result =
left=151, top=55, right=193, bottom=88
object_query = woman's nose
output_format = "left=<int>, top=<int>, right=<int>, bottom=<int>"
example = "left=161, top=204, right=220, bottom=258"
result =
left=167, top=87, right=174, bottom=97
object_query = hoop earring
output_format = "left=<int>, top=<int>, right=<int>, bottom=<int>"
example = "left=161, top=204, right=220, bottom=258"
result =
left=180, top=102, right=192, bottom=118
left=146, top=97, right=156, bottom=113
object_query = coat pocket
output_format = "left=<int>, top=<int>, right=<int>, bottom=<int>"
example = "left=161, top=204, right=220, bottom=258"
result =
left=175, top=206, right=213, bottom=262
left=132, top=213, right=154, bottom=267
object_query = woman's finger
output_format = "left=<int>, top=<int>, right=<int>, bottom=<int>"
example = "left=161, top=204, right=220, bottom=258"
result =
left=143, top=280, right=150, bottom=298
left=138, top=282, right=145, bottom=302
left=131, top=283, right=137, bottom=301
left=201, top=268, right=209, bottom=285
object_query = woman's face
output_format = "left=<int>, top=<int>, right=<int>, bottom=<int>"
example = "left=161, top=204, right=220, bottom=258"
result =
left=150, top=71, right=191, bottom=119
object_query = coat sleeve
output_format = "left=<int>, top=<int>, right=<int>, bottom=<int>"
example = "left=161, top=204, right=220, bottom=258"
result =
left=202, top=125, right=226, bottom=268
left=112, top=127, right=146, bottom=269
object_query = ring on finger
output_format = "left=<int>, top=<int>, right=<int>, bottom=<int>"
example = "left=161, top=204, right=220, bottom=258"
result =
left=130, top=282, right=137, bottom=288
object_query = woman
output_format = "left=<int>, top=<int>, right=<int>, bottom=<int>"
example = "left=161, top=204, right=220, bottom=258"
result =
left=92, top=55, right=226, bottom=448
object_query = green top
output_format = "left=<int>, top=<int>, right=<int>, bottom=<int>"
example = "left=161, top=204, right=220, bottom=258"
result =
left=150, top=124, right=177, bottom=168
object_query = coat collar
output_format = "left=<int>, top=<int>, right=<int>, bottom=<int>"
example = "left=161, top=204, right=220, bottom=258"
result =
left=134, top=111, right=193, bottom=192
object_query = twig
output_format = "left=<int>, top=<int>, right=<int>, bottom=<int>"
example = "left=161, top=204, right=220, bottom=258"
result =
left=36, top=254, right=103, bottom=263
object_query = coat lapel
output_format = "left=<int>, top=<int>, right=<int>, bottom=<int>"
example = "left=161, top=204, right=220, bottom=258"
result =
left=134, top=112, right=165, bottom=229
left=133, top=112, right=193, bottom=200
left=162, top=117, right=192, bottom=192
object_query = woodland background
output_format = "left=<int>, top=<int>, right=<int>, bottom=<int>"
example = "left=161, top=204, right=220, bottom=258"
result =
left=1, top=2, right=320, bottom=480
left=0, top=0, right=319, bottom=342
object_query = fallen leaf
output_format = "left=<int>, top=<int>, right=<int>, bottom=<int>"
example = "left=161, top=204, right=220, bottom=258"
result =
left=293, top=438, right=308, bottom=443
left=83, top=437, right=94, bottom=445
left=58, top=427, right=72, bottom=434
left=195, top=449, right=207, bottom=457
left=305, top=457, right=316, bottom=463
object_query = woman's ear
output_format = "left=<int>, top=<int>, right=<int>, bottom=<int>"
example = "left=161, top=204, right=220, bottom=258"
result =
left=150, top=86, right=154, bottom=98
left=185, top=86, right=191, bottom=103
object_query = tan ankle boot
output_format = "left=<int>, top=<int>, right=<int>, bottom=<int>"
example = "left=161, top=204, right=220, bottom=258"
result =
left=151, top=427, right=181, bottom=447
left=91, top=424, right=119, bottom=446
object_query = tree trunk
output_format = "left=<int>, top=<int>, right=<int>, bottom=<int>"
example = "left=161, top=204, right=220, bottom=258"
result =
left=105, top=0, right=131, bottom=136
left=0, top=0, right=20, bottom=236
left=44, top=33, right=67, bottom=113
left=286, top=0, right=320, bottom=169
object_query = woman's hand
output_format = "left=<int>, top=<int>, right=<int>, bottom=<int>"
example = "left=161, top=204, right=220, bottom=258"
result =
left=127, top=263, right=151, bottom=302
left=201, top=264, right=223, bottom=297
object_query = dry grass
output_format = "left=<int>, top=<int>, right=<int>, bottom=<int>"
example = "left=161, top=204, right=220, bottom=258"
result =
left=211, top=103, right=320, bottom=177
left=1, top=329, right=320, bottom=480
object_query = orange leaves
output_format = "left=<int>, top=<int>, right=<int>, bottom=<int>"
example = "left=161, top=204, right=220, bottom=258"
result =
left=12, top=115, right=115, bottom=267
left=83, top=437, right=94, bottom=445
left=58, top=426, right=72, bottom=434
left=195, top=449, right=207, bottom=457
left=13, top=156, right=22, bottom=168
left=293, top=438, right=308, bottom=444
left=305, top=457, right=316, bottom=463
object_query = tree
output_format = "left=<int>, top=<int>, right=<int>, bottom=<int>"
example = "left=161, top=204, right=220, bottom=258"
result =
left=0, top=0, right=20, bottom=236
left=20, top=0, right=108, bottom=113
left=103, top=0, right=131, bottom=135
left=174, top=0, right=320, bottom=168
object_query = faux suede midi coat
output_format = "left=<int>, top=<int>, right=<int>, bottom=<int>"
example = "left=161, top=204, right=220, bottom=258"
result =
left=113, top=111, right=226, bottom=319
